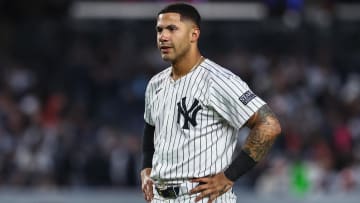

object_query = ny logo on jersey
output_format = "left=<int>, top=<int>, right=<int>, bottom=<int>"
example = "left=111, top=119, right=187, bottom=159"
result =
left=177, top=97, right=202, bottom=130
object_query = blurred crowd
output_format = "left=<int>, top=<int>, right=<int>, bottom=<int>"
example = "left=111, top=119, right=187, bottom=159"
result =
left=0, top=0, right=359, bottom=198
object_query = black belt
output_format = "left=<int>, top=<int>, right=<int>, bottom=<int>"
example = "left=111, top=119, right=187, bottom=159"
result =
left=155, top=184, right=180, bottom=199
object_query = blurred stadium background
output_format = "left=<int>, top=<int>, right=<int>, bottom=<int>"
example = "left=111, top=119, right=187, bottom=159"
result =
left=0, top=0, right=359, bottom=202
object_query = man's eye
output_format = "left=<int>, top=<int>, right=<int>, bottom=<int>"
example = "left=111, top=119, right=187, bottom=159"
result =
left=168, top=26, right=177, bottom=31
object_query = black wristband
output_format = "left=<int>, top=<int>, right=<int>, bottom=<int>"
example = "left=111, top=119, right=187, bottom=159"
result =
left=142, top=122, right=155, bottom=169
left=142, top=152, right=154, bottom=169
left=224, top=150, right=257, bottom=181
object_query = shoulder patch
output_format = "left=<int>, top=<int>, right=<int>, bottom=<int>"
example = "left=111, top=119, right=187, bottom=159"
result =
left=239, top=90, right=256, bottom=105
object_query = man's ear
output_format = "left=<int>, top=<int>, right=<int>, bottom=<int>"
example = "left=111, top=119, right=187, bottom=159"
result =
left=190, top=27, right=200, bottom=43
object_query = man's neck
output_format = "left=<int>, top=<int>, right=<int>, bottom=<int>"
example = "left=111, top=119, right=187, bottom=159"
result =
left=171, top=52, right=203, bottom=81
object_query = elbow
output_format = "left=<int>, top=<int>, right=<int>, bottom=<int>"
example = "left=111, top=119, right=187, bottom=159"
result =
left=263, top=116, right=282, bottom=140
left=271, top=118, right=282, bottom=139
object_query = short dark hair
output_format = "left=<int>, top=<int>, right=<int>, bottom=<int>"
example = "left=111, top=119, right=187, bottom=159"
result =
left=158, top=3, right=201, bottom=28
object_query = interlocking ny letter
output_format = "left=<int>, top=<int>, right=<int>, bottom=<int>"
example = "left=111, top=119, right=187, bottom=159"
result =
left=177, top=97, right=202, bottom=129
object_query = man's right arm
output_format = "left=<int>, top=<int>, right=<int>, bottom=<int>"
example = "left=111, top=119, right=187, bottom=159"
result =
left=141, top=122, right=155, bottom=202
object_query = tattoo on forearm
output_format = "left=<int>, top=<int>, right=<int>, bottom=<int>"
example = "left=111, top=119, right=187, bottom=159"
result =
left=243, top=105, right=281, bottom=161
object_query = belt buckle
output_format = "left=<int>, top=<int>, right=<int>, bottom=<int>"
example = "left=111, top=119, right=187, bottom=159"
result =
left=156, top=181, right=179, bottom=199
left=157, top=181, right=168, bottom=190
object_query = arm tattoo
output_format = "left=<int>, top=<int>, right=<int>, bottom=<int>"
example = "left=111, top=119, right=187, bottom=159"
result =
left=243, top=105, right=281, bottom=161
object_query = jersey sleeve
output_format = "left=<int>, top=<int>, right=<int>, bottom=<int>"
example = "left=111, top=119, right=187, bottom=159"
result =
left=144, top=81, right=155, bottom=126
left=209, top=74, right=266, bottom=129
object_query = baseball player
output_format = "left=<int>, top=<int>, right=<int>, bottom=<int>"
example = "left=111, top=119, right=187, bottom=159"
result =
left=141, top=3, right=281, bottom=203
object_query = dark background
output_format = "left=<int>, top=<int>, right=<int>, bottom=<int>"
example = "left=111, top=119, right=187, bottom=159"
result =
left=0, top=0, right=359, bottom=199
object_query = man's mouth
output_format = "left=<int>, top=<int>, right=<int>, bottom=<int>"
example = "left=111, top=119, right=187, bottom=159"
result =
left=160, top=46, right=172, bottom=53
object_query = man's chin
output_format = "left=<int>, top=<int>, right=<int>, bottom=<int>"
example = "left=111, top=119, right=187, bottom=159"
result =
left=161, top=55, right=173, bottom=62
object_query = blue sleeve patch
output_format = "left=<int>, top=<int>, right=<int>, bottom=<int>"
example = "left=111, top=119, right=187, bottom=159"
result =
left=239, top=90, right=256, bottom=105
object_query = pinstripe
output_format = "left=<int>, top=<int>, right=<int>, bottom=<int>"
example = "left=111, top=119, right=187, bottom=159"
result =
left=188, top=68, right=202, bottom=178
left=163, top=79, right=178, bottom=177
left=214, top=118, right=219, bottom=174
left=176, top=76, right=188, bottom=178
left=195, top=69, right=208, bottom=177
left=183, top=70, right=195, bottom=178
left=169, top=80, right=184, bottom=179
left=222, top=126, right=228, bottom=170
left=157, top=77, right=170, bottom=178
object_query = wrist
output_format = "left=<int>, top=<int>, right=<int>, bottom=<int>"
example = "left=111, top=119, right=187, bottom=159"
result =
left=224, top=150, right=257, bottom=182
left=141, top=168, right=152, bottom=175
left=221, top=172, right=234, bottom=184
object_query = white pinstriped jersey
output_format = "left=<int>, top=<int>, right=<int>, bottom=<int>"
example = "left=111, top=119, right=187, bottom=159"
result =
left=144, top=58, right=265, bottom=182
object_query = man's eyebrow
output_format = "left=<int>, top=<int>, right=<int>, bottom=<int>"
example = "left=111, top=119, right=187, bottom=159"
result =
left=156, top=24, right=178, bottom=31
left=166, top=24, right=178, bottom=30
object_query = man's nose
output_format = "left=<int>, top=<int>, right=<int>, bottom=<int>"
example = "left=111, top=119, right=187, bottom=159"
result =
left=159, top=32, right=169, bottom=41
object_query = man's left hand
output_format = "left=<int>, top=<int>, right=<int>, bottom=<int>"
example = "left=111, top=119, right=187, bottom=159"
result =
left=190, top=172, right=234, bottom=203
